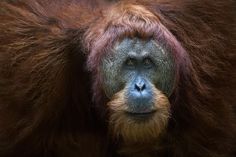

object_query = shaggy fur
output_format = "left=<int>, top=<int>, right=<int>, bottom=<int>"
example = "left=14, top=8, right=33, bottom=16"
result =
left=108, top=88, right=170, bottom=157
left=0, top=0, right=235, bottom=157
left=108, top=88, right=170, bottom=143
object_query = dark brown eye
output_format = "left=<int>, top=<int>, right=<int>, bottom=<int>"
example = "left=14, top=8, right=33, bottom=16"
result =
left=125, top=58, right=135, bottom=66
left=143, top=58, right=153, bottom=67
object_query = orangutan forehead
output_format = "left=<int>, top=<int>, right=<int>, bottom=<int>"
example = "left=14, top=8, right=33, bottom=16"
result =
left=114, top=38, right=164, bottom=52
left=111, top=38, right=169, bottom=59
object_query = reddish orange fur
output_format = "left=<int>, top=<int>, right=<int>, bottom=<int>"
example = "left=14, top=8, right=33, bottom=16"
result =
left=0, top=0, right=235, bottom=157
left=108, top=87, right=170, bottom=156
left=108, top=88, right=170, bottom=143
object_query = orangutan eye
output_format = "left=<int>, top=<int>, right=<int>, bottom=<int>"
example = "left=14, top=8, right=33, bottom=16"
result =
left=125, top=58, right=136, bottom=67
left=143, top=58, right=153, bottom=68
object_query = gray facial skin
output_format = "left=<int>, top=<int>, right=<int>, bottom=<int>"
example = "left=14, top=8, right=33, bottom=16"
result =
left=100, top=38, right=175, bottom=99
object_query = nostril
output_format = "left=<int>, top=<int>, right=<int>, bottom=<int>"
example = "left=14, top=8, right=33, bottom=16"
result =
left=135, top=82, right=146, bottom=92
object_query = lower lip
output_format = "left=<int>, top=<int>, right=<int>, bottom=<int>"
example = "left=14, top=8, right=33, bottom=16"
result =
left=125, top=111, right=156, bottom=120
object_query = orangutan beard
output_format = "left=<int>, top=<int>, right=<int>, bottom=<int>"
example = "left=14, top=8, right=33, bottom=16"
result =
left=107, top=86, right=170, bottom=145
